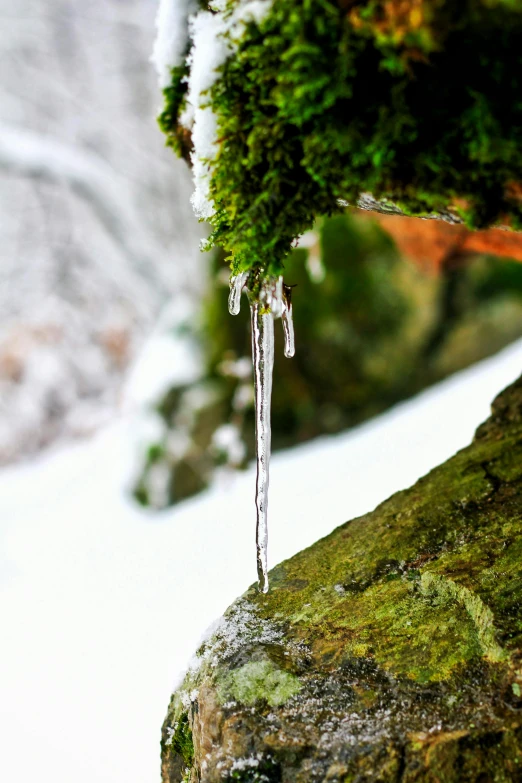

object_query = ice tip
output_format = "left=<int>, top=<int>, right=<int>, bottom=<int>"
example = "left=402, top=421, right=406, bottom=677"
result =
left=258, top=575, right=269, bottom=594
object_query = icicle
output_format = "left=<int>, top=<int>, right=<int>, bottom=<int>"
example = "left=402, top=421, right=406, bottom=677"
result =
left=270, top=276, right=284, bottom=318
left=250, top=298, right=274, bottom=594
left=238, top=273, right=296, bottom=592
left=228, top=272, right=247, bottom=315
left=282, top=305, right=295, bottom=358
left=282, top=285, right=295, bottom=358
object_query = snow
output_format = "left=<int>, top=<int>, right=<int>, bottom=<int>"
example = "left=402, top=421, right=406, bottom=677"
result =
left=187, top=10, right=230, bottom=218
left=124, top=296, right=203, bottom=410
left=190, top=105, right=220, bottom=219
left=186, top=12, right=231, bottom=112
left=1, top=337, right=522, bottom=782
left=212, top=423, right=247, bottom=466
left=152, top=0, right=198, bottom=88
left=182, top=2, right=274, bottom=218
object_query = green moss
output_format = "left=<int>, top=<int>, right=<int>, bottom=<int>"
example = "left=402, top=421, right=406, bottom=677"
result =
left=147, top=443, right=165, bottom=463
left=239, top=401, right=522, bottom=683
left=158, top=64, right=192, bottom=159
left=304, top=578, right=488, bottom=682
left=162, top=378, right=522, bottom=782
left=133, top=484, right=149, bottom=507
left=160, top=0, right=522, bottom=281
left=168, top=713, right=194, bottom=769
left=217, top=659, right=301, bottom=706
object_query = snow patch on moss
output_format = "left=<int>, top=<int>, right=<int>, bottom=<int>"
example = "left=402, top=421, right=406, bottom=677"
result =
left=182, top=2, right=274, bottom=218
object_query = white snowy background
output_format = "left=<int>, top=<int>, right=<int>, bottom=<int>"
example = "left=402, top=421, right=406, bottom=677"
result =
left=2, top=2, right=522, bottom=782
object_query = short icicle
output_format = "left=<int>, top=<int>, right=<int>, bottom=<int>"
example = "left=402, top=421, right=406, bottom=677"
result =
left=250, top=298, right=275, bottom=593
left=228, top=272, right=247, bottom=315
left=282, top=286, right=295, bottom=358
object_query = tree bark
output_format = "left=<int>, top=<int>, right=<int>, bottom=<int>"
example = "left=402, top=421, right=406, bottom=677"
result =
left=357, top=210, right=522, bottom=269
left=162, top=374, right=522, bottom=782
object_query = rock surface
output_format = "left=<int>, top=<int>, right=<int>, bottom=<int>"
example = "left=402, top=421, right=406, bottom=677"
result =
left=162, top=375, right=522, bottom=782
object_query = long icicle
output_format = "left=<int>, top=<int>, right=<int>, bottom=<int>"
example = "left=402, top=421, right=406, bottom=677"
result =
left=250, top=299, right=274, bottom=593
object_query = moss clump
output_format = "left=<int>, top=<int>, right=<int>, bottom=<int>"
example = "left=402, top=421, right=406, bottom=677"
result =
left=160, top=0, right=522, bottom=278
left=158, top=64, right=192, bottom=160
left=168, top=713, right=194, bottom=768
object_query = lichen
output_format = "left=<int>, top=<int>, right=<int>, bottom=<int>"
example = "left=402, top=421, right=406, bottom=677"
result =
left=419, top=572, right=506, bottom=662
left=225, top=757, right=281, bottom=783
left=217, top=659, right=301, bottom=706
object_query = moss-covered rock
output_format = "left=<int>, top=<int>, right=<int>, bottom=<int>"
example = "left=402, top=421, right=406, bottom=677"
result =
left=160, top=0, right=522, bottom=278
left=161, top=374, right=522, bottom=781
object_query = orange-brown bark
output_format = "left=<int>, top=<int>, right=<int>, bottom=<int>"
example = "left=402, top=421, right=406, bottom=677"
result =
left=361, top=211, right=522, bottom=271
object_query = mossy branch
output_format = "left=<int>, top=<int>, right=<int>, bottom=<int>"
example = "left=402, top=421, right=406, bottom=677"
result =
left=160, top=0, right=522, bottom=279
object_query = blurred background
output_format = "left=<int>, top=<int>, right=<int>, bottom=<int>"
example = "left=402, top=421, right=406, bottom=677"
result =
left=0, top=0, right=202, bottom=466
left=4, top=0, right=522, bottom=499
left=3, top=2, right=522, bottom=782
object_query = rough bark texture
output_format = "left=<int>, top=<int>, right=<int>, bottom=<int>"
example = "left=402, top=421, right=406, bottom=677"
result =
left=162, top=376, right=522, bottom=782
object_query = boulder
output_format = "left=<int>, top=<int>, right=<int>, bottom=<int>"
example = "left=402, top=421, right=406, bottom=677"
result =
left=162, top=374, right=522, bottom=782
